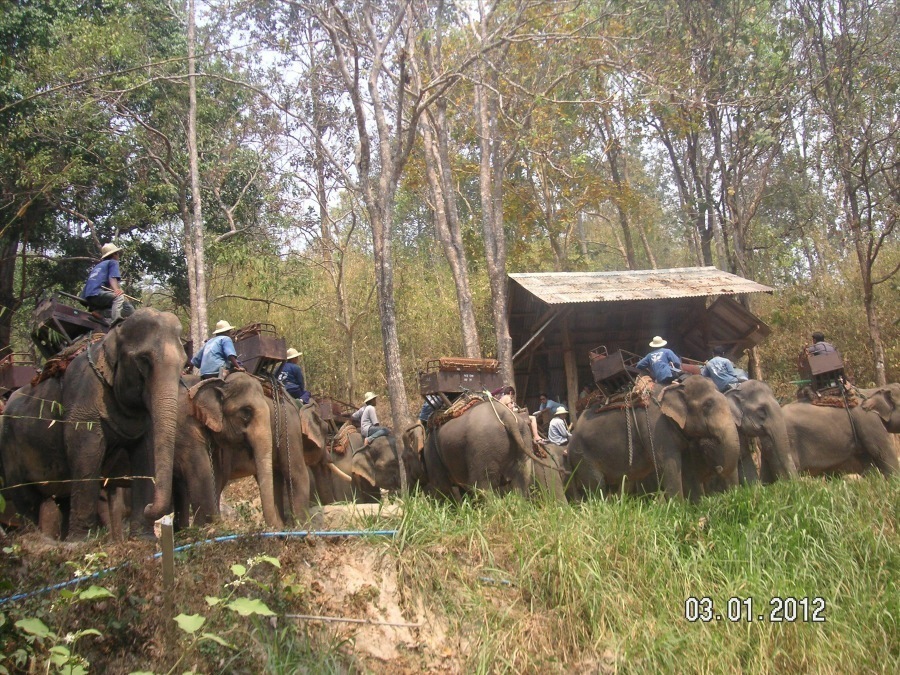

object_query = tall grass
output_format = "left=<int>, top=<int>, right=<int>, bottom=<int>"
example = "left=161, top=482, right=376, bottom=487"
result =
left=392, top=476, right=900, bottom=673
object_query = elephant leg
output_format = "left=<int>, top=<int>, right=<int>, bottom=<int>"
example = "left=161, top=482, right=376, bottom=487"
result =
left=658, top=451, right=684, bottom=499
left=65, top=433, right=105, bottom=538
left=39, top=499, right=63, bottom=539
left=107, top=488, right=126, bottom=541
left=129, top=443, right=157, bottom=539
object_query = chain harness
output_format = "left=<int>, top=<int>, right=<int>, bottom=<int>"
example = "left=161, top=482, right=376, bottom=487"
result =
left=267, top=375, right=294, bottom=515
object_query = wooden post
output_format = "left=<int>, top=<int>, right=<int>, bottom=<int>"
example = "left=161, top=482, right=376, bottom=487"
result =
left=560, top=315, right=579, bottom=414
left=158, top=515, right=175, bottom=614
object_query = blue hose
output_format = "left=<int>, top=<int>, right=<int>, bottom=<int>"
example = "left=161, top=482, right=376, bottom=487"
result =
left=0, top=529, right=397, bottom=606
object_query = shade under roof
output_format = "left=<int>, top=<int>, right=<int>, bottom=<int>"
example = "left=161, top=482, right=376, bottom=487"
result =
left=509, top=266, right=774, bottom=304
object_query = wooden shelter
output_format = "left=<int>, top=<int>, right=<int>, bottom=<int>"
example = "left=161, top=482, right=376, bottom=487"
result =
left=508, top=267, right=774, bottom=413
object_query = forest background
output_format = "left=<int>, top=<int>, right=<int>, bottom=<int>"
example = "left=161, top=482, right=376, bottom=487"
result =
left=1, top=0, right=898, bottom=431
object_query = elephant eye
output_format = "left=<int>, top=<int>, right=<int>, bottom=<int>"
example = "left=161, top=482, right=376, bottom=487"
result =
left=238, top=406, right=254, bottom=424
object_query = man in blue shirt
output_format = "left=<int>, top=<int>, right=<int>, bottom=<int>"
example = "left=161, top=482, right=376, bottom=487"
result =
left=636, top=336, right=682, bottom=384
left=276, top=348, right=310, bottom=403
left=191, top=320, right=245, bottom=379
left=547, top=406, right=572, bottom=446
left=701, top=346, right=742, bottom=392
left=80, top=243, right=134, bottom=322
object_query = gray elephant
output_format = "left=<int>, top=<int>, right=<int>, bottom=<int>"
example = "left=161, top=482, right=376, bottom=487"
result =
left=781, top=383, right=900, bottom=476
left=199, top=376, right=313, bottom=527
left=174, top=373, right=273, bottom=528
left=724, top=380, right=797, bottom=484
left=0, top=309, right=184, bottom=538
left=568, top=375, right=741, bottom=500
left=421, top=399, right=555, bottom=499
left=311, top=426, right=424, bottom=504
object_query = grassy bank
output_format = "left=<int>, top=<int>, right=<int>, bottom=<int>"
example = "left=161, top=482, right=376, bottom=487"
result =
left=394, top=475, right=899, bottom=673
left=1, top=476, right=897, bottom=673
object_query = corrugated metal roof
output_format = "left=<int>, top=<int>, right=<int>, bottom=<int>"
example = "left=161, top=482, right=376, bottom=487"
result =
left=509, top=267, right=774, bottom=304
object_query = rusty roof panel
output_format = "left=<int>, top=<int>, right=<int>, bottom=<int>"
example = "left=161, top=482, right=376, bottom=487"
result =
left=509, top=267, right=774, bottom=304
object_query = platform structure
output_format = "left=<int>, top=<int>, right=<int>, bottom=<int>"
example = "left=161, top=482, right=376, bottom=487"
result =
left=418, top=357, right=504, bottom=408
left=30, top=293, right=110, bottom=360
left=233, top=323, right=287, bottom=376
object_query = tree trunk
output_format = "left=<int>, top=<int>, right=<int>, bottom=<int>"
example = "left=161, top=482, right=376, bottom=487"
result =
left=187, top=0, right=208, bottom=343
left=422, top=108, right=481, bottom=357
left=0, top=234, right=20, bottom=352
left=476, top=77, right=514, bottom=384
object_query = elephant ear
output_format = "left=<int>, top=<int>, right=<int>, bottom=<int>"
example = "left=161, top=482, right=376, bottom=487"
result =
left=299, top=405, right=325, bottom=450
left=188, top=379, right=227, bottom=433
left=726, top=393, right=743, bottom=428
left=861, top=388, right=895, bottom=423
left=92, top=333, right=118, bottom=388
left=659, top=384, right=689, bottom=430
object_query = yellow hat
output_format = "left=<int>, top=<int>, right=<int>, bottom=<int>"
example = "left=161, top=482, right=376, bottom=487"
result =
left=363, top=391, right=377, bottom=404
left=555, top=406, right=569, bottom=415
left=649, top=336, right=667, bottom=348
left=285, top=348, right=302, bottom=360
left=100, top=243, right=123, bottom=259
left=213, top=320, right=235, bottom=334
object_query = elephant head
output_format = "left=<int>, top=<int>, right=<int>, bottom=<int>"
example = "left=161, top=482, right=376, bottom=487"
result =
left=298, top=402, right=329, bottom=467
left=96, top=309, right=185, bottom=522
left=658, top=375, right=741, bottom=480
left=861, top=383, right=900, bottom=433
left=725, top=380, right=797, bottom=480
left=189, top=373, right=278, bottom=525
left=351, top=431, right=426, bottom=493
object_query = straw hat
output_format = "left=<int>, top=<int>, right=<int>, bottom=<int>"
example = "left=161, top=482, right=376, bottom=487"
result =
left=285, top=348, right=302, bottom=360
left=363, top=391, right=377, bottom=404
left=213, top=320, right=235, bottom=334
left=555, top=406, right=568, bottom=416
left=649, top=336, right=668, bottom=348
left=100, top=243, right=123, bottom=259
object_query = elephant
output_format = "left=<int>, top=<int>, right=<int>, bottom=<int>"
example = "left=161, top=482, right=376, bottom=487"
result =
left=568, top=375, right=741, bottom=500
left=781, top=383, right=900, bottom=477
left=194, top=375, right=314, bottom=527
left=724, top=380, right=797, bottom=484
left=311, top=425, right=424, bottom=504
left=420, top=398, right=558, bottom=499
left=173, top=373, right=274, bottom=528
left=0, top=309, right=184, bottom=538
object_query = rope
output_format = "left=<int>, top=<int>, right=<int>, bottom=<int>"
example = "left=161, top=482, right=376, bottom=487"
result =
left=85, top=342, right=109, bottom=388
left=840, top=379, right=860, bottom=450
left=625, top=391, right=634, bottom=467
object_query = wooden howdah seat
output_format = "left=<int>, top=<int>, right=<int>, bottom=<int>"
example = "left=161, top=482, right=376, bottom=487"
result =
left=798, top=349, right=845, bottom=393
left=30, top=293, right=110, bottom=360
left=590, top=346, right=642, bottom=397
left=233, top=323, right=287, bottom=376
left=0, top=351, right=39, bottom=397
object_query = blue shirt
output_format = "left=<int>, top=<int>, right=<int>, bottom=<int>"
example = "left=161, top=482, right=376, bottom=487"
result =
left=547, top=416, right=571, bottom=445
left=191, top=335, right=238, bottom=376
left=276, top=361, right=306, bottom=398
left=539, top=398, right=562, bottom=412
left=81, top=259, right=121, bottom=298
left=636, top=348, right=682, bottom=383
left=701, top=356, right=739, bottom=392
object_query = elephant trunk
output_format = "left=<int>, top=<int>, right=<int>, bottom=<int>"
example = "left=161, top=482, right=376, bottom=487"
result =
left=143, top=369, right=181, bottom=521
left=759, top=418, right=798, bottom=481
left=256, top=403, right=281, bottom=527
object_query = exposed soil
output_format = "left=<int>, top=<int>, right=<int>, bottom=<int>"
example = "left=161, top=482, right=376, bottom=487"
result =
left=0, top=489, right=458, bottom=674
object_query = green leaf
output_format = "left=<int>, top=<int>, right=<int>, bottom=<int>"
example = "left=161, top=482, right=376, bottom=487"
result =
left=78, top=585, right=114, bottom=601
left=225, top=597, right=275, bottom=617
left=200, top=632, right=235, bottom=649
left=230, top=564, right=247, bottom=577
left=16, top=617, right=54, bottom=639
left=173, top=613, right=206, bottom=635
left=71, top=628, right=102, bottom=641
left=205, top=596, right=223, bottom=606
left=255, top=556, right=281, bottom=569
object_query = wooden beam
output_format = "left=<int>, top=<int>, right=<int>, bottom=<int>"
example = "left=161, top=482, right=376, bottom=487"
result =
left=560, top=315, right=580, bottom=415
